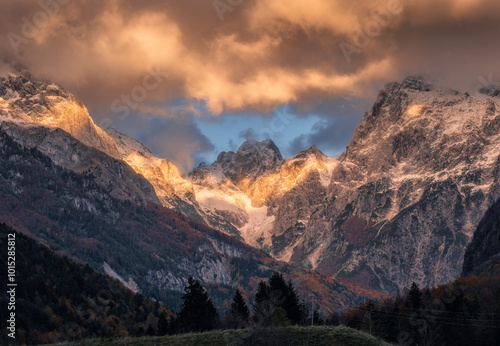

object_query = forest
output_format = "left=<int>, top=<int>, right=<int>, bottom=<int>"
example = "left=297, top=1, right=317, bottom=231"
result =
left=1, top=222, right=499, bottom=345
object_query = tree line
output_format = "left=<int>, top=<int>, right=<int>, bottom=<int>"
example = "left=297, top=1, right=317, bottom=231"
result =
left=160, top=272, right=500, bottom=345
left=163, top=272, right=321, bottom=335
left=341, top=278, right=500, bottom=345
left=2, top=221, right=498, bottom=345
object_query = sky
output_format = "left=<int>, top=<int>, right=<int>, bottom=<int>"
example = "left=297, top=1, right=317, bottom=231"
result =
left=1, top=0, right=499, bottom=171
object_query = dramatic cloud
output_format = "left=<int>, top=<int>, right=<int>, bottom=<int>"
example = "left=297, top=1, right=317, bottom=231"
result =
left=1, top=0, right=499, bottom=114
left=1, top=0, right=499, bottom=164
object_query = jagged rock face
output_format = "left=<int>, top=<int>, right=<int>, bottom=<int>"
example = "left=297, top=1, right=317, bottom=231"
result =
left=1, top=121, right=159, bottom=205
left=107, top=129, right=195, bottom=206
left=105, top=128, right=242, bottom=233
left=0, top=74, right=238, bottom=233
left=462, top=197, right=500, bottom=276
left=0, top=125, right=363, bottom=313
left=0, top=74, right=119, bottom=158
left=296, top=77, right=500, bottom=292
left=4, top=72, right=500, bottom=297
left=191, top=142, right=338, bottom=251
left=216, top=139, right=283, bottom=183
left=192, top=77, right=500, bottom=294
left=193, top=139, right=283, bottom=186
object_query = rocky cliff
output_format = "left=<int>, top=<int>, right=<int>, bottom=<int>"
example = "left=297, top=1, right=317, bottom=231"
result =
left=3, top=72, right=499, bottom=297
left=192, top=77, right=500, bottom=294
left=0, top=73, right=363, bottom=313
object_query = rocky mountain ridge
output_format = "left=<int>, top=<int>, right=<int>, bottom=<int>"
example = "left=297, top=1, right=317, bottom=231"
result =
left=2, top=73, right=499, bottom=297
left=192, top=76, right=500, bottom=294
left=0, top=73, right=364, bottom=313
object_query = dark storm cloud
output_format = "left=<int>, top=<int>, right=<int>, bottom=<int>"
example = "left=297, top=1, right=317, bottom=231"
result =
left=288, top=117, right=361, bottom=156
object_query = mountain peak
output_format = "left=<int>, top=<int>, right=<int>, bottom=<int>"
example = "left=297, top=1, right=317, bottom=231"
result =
left=195, top=139, right=284, bottom=184
left=0, top=73, right=73, bottom=109
left=295, top=145, right=326, bottom=160
left=237, top=138, right=283, bottom=161
left=376, top=76, right=432, bottom=100
left=399, top=75, right=433, bottom=91
left=0, top=72, right=119, bottom=158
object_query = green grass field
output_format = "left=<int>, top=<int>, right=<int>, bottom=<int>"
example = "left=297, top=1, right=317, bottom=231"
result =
left=56, top=326, right=389, bottom=346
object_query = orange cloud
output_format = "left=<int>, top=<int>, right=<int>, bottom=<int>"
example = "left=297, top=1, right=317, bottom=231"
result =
left=1, top=0, right=499, bottom=115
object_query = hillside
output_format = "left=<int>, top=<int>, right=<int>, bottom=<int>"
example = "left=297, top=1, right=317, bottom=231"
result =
left=343, top=263, right=500, bottom=345
left=193, top=77, right=500, bottom=295
left=4, top=73, right=500, bottom=298
left=0, top=116, right=364, bottom=315
left=462, top=197, right=500, bottom=276
left=0, top=224, right=173, bottom=345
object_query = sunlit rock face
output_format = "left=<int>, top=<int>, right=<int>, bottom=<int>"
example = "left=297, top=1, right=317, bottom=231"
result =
left=0, top=74, right=207, bottom=225
left=0, top=74, right=119, bottom=158
left=304, top=77, right=500, bottom=293
left=0, top=75, right=160, bottom=205
left=192, top=76, right=500, bottom=294
left=107, top=129, right=197, bottom=208
left=3, top=73, right=500, bottom=295
left=191, top=140, right=338, bottom=257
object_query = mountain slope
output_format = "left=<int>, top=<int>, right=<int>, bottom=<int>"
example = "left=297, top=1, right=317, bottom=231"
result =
left=462, top=197, right=500, bottom=276
left=292, top=77, right=500, bottom=292
left=5, top=72, right=498, bottom=299
left=192, top=77, right=500, bottom=294
left=191, top=143, right=338, bottom=252
left=0, top=223, right=173, bottom=345
left=0, top=73, right=119, bottom=158
left=0, top=97, right=364, bottom=315
left=0, top=73, right=240, bottom=236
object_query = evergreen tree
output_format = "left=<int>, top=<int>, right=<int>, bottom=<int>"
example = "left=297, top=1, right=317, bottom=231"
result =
left=230, top=289, right=250, bottom=329
left=406, top=283, right=422, bottom=345
left=408, top=282, right=422, bottom=311
left=178, top=277, right=219, bottom=332
left=253, top=280, right=271, bottom=324
left=269, top=272, right=289, bottom=307
left=268, top=272, right=303, bottom=325
left=285, top=281, right=304, bottom=324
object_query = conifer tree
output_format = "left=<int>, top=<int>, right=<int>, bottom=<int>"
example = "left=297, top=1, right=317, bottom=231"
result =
left=408, top=282, right=422, bottom=311
left=285, top=281, right=303, bottom=324
left=253, top=280, right=271, bottom=324
left=268, top=272, right=304, bottom=325
left=178, top=277, right=218, bottom=332
left=230, top=289, right=250, bottom=328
